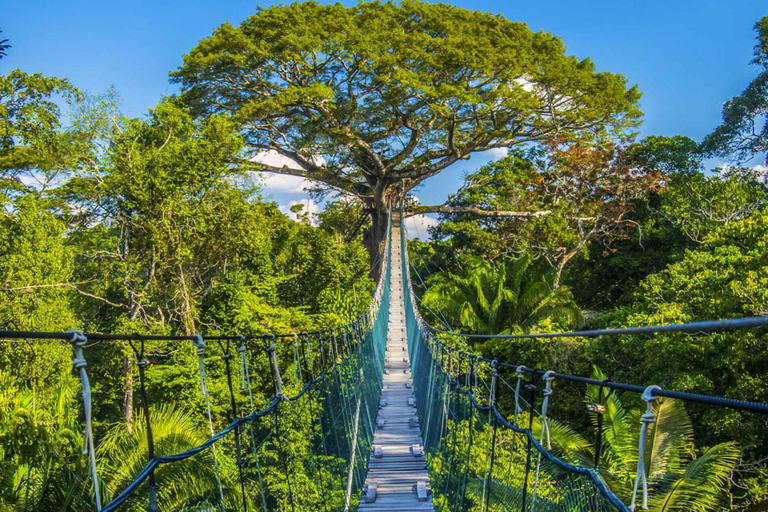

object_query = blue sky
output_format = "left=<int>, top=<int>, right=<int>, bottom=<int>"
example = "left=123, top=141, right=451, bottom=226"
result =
left=1, top=0, right=765, bottom=233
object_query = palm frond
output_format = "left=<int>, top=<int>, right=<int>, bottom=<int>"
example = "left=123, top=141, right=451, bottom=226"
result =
left=646, top=398, right=693, bottom=479
left=648, top=442, right=739, bottom=512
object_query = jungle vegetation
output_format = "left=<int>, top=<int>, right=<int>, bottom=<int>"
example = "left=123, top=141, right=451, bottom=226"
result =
left=1, top=4, right=767, bottom=511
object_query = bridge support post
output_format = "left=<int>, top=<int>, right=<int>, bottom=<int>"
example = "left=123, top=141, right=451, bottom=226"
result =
left=520, top=377, right=538, bottom=512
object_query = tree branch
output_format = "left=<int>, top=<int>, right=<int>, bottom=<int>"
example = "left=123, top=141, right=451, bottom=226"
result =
left=71, top=286, right=128, bottom=309
left=409, top=205, right=554, bottom=218
left=0, top=281, right=129, bottom=309
left=238, top=157, right=369, bottom=197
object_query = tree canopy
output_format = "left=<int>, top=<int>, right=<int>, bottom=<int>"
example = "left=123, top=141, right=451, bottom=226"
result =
left=172, top=0, right=641, bottom=255
left=421, top=136, right=660, bottom=285
left=702, top=16, right=768, bottom=161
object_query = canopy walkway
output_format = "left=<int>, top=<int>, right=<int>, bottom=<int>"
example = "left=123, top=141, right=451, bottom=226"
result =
left=359, top=216, right=434, bottom=511
left=2, top=210, right=768, bottom=511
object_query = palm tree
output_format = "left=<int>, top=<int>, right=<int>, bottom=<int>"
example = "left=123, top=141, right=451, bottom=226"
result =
left=0, top=30, right=10, bottom=59
left=98, top=404, right=241, bottom=510
left=547, top=369, right=739, bottom=512
left=421, top=254, right=582, bottom=334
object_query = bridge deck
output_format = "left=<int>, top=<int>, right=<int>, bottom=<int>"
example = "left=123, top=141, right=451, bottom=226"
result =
left=359, top=223, right=435, bottom=511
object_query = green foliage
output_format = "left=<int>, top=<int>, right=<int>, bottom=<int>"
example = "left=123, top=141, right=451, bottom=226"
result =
left=172, top=0, right=641, bottom=255
left=0, top=31, right=9, bottom=60
left=0, top=69, right=375, bottom=510
left=0, top=373, right=92, bottom=512
left=564, top=135, right=766, bottom=311
left=580, top=210, right=768, bottom=507
left=98, top=404, right=235, bottom=510
left=627, top=135, right=703, bottom=177
left=2, top=9, right=767, bottom=512
left=0, top=70, right=82, bottom=203
left=316, top=287, right=370, bottom=326
left=0, top=194, right=76, bottom=331
left=317, top=199, right=369, bottom=242
left=562, top=198, right=688, bottom=311
left=64, top=97, right=258, bottom=333
left=548, top=370, right=740, bottom=512
left=0, top=196, right=78, bottom=414
left=701, top=16, right=768, bottom=161
left=428, top=136, right=659, bottom=286
left=422, top=253, right=582, bottom=336
left=659, top=169, right=766, bottom=243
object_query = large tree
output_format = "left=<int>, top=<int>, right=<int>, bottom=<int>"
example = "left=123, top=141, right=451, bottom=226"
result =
left=422, top=136, right=659, bottom=286
left=172, top=0, right=641, bottom=264
left=0, top=69, right=79, bottom=201
left=701, top=16, right=768, bottom=161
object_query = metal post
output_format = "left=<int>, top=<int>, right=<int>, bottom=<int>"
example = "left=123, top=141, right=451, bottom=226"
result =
left=301, top=335, right=311, bottom=384
left=521, top=377, right=537, bottom=512
left=126, top=336, right=158, bottom=512
left=220, top=339, right=248, bottom=512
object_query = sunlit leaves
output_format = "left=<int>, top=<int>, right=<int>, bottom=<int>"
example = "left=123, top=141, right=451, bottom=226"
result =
left=702, top=16, right=768, bottom=161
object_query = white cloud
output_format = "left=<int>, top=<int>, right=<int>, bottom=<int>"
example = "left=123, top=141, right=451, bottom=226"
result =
left=250, top=149, right=327, bottom=194
left=257, top=172, right=312, bottom=194
left=513, top=77, right=535, bottom=92
left=250, top=149, right=326, bottom=170
left=404, top=214, right=439, bottom=240
left=279, top=199, right=319, bottom=225
left=752, top=164, right=768, bottom=182
left=484, top=147, right=509, bottom=159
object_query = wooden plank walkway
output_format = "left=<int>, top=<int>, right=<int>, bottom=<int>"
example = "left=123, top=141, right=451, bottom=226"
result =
left=358, top=222, right=435, bottom=511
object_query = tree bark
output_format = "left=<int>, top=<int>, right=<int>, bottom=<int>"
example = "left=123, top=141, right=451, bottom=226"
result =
left=363, top=181, right=398, bottom=281
left=177, top=265, right=197, bottom=335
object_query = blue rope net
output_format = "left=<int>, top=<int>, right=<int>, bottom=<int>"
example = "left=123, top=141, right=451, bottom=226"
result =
left=400, top=214, right=628, bottom=512
left=95, top=218, right=393, bottom=512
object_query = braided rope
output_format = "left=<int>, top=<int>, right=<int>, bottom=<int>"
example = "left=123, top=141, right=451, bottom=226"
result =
left=65, top=330, right=102, bottom=511
left=190, top=334, right=226, bottom=511
left=630, top=385, right=662, bottom=511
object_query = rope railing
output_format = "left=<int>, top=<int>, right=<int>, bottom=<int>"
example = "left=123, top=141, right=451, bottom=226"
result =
left=8, top=201, right=768, bottom=511
left=400, top=208, right=768, bottom=511
left=1, top=304, right=390, bottom=511
left=422, top=321, right=768, bottom=414
left=400, top=210, right=630, bottom=512
left=0, top=211, right=394, bottom=512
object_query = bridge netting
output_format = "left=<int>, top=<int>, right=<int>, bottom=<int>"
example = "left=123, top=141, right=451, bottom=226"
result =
left=5, top=209, right=768, bottom=512
left=400, top=220, right=627, bottom=512
left=66, top=217, right=393, bottom=511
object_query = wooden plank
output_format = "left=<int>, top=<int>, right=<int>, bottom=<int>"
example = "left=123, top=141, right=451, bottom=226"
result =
left=359, top=224, right=435, bottom=511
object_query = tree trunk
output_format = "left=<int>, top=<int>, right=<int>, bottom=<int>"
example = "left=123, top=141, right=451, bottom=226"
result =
left=363, top=182, right=396, bottom=281
left=177, top=265, right=197, bottom=335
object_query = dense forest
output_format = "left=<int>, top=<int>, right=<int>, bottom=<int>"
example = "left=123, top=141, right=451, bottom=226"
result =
left=1, top=3, right=768, bottom=511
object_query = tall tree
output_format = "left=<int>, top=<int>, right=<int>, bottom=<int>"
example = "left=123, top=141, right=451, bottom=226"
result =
left=702, top=16, right=768, bottom=161
left=64, top=98, right=246, bottom=334
left=172, top=0, right=641, bottom=264
left=423, top=136, right=659, bottom=286
left=0, top=69, right=79, bottom=201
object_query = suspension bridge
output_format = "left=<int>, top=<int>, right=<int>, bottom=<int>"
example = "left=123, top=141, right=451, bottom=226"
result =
left=3, top=209, right=768, bottom=512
